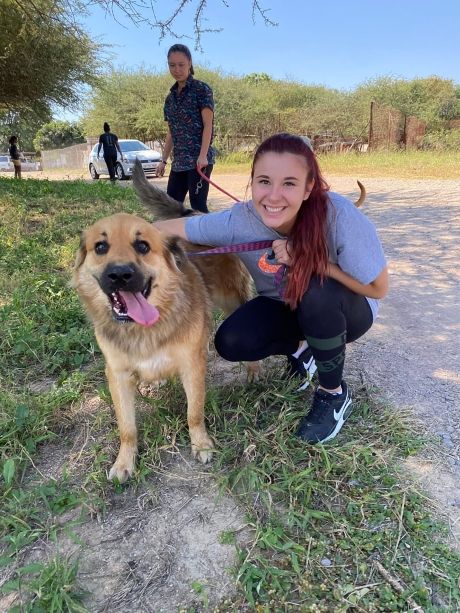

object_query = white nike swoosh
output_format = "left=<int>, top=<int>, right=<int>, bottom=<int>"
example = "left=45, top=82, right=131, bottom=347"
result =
left=334, top=397, right=351, bottom=421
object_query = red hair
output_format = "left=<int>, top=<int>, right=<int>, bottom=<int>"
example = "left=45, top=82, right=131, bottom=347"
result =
left=251, top=133, right=330, bottom=308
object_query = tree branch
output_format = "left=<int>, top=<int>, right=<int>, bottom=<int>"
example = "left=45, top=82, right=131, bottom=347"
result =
left=39, top=0, right=278, bottom=49
left=252, top=0, right=277, bottom=26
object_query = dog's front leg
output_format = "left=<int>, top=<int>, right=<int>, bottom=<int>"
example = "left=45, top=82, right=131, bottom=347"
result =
left=106, top=366, right=138, bottom=483
left=180, top=357, right=215, bottom=464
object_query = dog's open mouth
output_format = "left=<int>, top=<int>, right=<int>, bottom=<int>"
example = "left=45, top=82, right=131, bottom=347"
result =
left=108, top=279, right=160, bottom=327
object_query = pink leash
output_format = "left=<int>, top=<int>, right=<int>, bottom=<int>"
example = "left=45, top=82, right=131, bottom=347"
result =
left=189, top=240, right=287, bottom=297
left=196, top=164, right=240, bottom=202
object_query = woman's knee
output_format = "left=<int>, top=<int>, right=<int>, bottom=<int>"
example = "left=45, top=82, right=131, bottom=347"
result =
left=300, top=277, right=343, bottom=314
left=214, top=322, right=247, bottom=361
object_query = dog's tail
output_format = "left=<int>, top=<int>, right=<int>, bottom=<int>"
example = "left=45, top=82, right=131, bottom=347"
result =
left=132, top=159, right=196, bottom=220
left=355, top=180, right=366, bottom=208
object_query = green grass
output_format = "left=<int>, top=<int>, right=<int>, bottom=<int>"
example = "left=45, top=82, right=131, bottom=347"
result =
left=319, top=149, right=460, bottom=179
left=2, top=555, right=87, bottom=612
left=1, top=176, right=459, bottom=611
left=217, top=149, right=460, bottom=179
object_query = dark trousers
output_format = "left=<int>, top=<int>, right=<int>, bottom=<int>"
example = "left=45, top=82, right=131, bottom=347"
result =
left=104, top=153, right=118, bottom=181
left=167, top=165, right=214, bottom=213
left=214, top=277, right=374, bottom=389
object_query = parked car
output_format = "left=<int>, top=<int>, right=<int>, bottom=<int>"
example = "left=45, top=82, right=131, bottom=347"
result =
left=21, top=158, right=41, bottom=171
left=88, top=139, right=161, bottom=180
left=0, top=155, right=13, bottom=171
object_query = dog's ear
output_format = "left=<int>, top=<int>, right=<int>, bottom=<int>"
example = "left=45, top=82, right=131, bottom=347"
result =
left=74, top=232, right=87, bottom=270
left=163, top=236, right=188, bottom=272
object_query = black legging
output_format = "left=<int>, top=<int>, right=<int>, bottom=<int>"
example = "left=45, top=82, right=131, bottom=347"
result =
left=215, top=277, right=373, bottom=389
left=167, top=165, right=213, bottom=213
left=104, top=152, right=118, bottom=181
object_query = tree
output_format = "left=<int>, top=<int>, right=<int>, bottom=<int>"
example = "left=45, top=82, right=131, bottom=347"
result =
left=33, top=121, right=86, bottom=151
left=244, top=73, right=272, bottom=85
left=0, top=0, right=102, bottom=116
left=82, top=70, right=172, bottom=143
left=0, top=109, right=52, bottom=152
left=82, top=68, right=352, bottom=147
left=351, top=76, right=460, bottom=131
left=83, top=68, right=459, bottom=153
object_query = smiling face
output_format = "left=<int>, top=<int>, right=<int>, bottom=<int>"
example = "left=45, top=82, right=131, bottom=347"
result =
left=251, top=151, right=314, bottom=235
left=167, top=51, right=192, bottom=85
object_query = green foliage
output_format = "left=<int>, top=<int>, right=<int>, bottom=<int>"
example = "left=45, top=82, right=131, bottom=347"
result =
left=352, top=75, right=460, bottom=130
left=423, top=128, right=460, bottom=151
left=2, top=556, right=87, bottom=612
left=244, top=72, right=272, bottom=84
left=0, top=177, right=142, bottom=381
left=82, top=68, right=172, bottom=142
left=83, top=69, right=460, bottom=150
left=1, top=476, right=86, bottom=555
left=0, top=0, right=102, bottom=115
left=317, top=149, right=460, bottom=179
left=33, top=121, right=86, bottom=152
left=203, top=380, right=460, bottom=611
left=0, top=109, right=53, bottom=152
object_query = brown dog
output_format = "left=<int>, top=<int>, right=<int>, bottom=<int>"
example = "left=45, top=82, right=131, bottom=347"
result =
left=73, top=212, right=253, bottom=482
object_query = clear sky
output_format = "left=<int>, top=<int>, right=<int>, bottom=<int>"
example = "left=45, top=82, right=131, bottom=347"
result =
left=83, top=0, right=460, bottom=87
left=63, top=0, right=458, bottom=121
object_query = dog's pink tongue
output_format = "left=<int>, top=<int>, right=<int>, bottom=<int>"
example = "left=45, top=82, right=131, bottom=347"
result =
left=119, top=291, right=160, bottom=327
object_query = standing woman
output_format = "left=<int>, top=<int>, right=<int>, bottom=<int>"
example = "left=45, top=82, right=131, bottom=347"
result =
left=97, top=122, right=124, bottom=182
left=157, top=44, right=215, bottom=213
left=154, top=133, right=388, bottom=445
left=9, top=135, right=22, bottom=179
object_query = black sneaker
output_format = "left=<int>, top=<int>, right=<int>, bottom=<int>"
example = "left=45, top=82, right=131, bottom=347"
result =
left=286, top=346, right=317, bottom=391
left=296, top=381, right=352, bottom=444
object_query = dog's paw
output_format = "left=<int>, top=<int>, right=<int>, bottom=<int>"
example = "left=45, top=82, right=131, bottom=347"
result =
left=191, top=435, right=215, bottom=464
left=246, top=361, right=260, bottom=383
left=108, top=458, right=135, bottom=483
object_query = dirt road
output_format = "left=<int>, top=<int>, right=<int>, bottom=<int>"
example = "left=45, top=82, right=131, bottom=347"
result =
left=333, top=176, right=460, bottom=544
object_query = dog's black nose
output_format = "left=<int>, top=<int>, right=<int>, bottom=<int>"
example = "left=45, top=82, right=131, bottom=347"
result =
left=107, top=264, right=134, bottom=284
left=107, top=265, right=134, bottom=283
left=101, top=263, right=145, bottom=294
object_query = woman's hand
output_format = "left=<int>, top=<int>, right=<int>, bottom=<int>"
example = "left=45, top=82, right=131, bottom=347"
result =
left=272, top=239, right=292, bottom=266
left=159, top=130, right=172, bottom=177
left=327, top=262, right=389, bottom=299
left=197, top=154, right=208, bottom=170
left=157, top=161, right=166, bottom=177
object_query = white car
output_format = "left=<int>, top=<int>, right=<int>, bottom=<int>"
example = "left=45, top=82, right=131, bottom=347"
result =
left=0, top=155, right=12, bottom=171
left=88, top=139, right=161, bottom=181
left=22, top=158, right=41, bottom=171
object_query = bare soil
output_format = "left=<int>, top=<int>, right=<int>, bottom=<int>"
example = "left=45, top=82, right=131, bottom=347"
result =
left=3, top=171, right=459, bottom=611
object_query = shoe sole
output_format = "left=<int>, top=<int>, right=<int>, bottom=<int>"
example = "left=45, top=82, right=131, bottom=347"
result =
left=318, top=396, right=353, bottom=443
left=296, top=356, right=318, bottom=391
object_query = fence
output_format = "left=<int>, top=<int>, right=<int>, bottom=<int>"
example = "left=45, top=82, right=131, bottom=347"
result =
left=369, top=101, right=425, bottom=151
left=214, top=134, right=258, bottom=154
left=40, top=139, right=164, bottom=172
left=313, top=132, right=367, bottom=154
left=41, top=143, right=91, bottom=170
